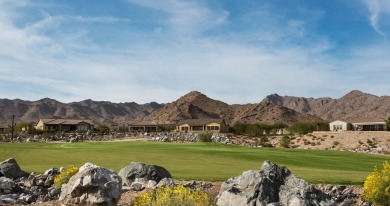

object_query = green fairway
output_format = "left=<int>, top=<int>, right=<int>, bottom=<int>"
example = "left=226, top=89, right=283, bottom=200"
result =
left=0, top=141, right=388, bottom=185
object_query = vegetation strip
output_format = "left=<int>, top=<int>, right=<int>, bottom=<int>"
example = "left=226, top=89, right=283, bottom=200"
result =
left=0, top=141, right=388, bottom=184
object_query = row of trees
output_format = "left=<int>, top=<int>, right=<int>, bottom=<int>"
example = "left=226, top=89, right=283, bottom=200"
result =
left=230, top=121, right=330, bottom=136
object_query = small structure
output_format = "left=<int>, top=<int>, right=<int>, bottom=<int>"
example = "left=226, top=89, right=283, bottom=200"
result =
left=329, top=117, right=386, bottom=131
left=35, top=118, right=94, bottom=132
left=128, top=121, right=158, bottom=132
left=0, top=124, right=7, bottom=132
left=176, top=118, right=228, bottom=133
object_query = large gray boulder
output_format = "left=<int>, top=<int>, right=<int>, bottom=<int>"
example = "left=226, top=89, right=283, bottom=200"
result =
left=0, top=158, right=29, bottom=179
left=118, top=162, right=171, bottom=186
left=59, top=162, right=122, bottom=206
left=216, top=160, right=334, bottom=206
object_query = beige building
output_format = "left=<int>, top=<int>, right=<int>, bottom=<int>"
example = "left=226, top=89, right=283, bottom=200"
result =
left=129, top=121, right=158, bottom=132
left=176, top=119, right=228, bottom=133
left=35, top=118, right=94, bottom=132
left=111, top=121, right=159, bottom=132
left=329, top=117, right=386, bottom=131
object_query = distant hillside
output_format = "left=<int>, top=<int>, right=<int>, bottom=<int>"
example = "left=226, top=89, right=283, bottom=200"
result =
left=262, top=90, right=390, bottom=120
left=144, top=91, right=320, bottom=125
left=0, top=98, right=163, bottom=125
left=3, top=90, right=386, bottom=127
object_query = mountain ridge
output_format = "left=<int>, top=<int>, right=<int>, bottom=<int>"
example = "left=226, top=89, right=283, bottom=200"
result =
left=1, top=90, right=389, bottom=127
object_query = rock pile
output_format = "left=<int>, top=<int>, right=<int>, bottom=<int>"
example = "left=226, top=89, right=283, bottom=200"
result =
left=59, top=162, right=122, bottom=206
left=216, top=160, right=334, bottom=206
left=118, top=162, right=173, bottom=191
left=0, top=159, right=60, bottom=205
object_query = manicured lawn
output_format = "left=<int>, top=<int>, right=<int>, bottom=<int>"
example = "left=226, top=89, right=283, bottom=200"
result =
left=0, top=141, right=388, bottom=184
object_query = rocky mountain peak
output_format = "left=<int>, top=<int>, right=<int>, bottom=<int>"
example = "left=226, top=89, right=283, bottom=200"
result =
left=180, top=91, right=206, bottom=101
left=262, top=93, right=283, bottom=105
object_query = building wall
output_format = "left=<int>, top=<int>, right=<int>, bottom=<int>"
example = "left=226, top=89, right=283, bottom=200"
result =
left=329, top=120, right=349, bottom=131
left=177, top=122, right=225, bottom=133
left=35, top=120, right=45, bottom=130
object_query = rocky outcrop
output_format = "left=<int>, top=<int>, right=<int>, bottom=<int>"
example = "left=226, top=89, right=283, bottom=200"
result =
left=59, top=162, right=122, bottom=206
left=0, top=170, right=60, bottom=204
left=216, top=160, right=334, bottom=206
left=118, top=162, right=171, bottom=186
left=262, top=90, right=390, bottom=121
left=0, top=158, right=29, bottom=179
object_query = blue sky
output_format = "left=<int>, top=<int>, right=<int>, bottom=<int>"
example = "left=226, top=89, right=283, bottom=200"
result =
left=0, top=0, right=389, bottom=104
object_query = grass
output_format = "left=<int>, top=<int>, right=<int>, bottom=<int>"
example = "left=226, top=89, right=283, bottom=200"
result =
left=0, top=141, right=389, bottom=185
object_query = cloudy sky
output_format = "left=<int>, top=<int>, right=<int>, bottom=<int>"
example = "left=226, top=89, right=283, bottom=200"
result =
left=0, top=0, right=389, bottom=104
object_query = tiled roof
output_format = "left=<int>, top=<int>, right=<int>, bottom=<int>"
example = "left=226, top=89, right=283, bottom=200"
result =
left=344, top=117, right=385, bottom=124
left=177, top=118, right=223, bottom=126
left=129, top=121, right=158, bottom=126
left=40, top=118, right=94, bottom=125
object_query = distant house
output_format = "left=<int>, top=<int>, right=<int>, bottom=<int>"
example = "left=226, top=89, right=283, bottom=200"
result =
left=35, top=118, right=94, bottom=132
left=176, top=119, right=228, bottom=133
left=0, top=124, right=7, bottom=132
left=329, top=117, right=386, bottom=131
left=129, top=121, right=158, bottom=132
left=111, top=121, right=159, bottom=132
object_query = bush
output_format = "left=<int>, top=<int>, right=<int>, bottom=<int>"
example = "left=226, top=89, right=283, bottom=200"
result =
left=198, top=133, right=212, bottom=142
left=279, top=135, right=291, bottom=148
left=131, top=184, right=214, bottom=206
left=363, top=161, right=390, bottom=206
left=54, top=165, right=79, bottom=187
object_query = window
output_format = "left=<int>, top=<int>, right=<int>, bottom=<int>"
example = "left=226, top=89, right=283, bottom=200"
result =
left=192, top=126, right=204, bottom=131
left=333, top=125, right=342, bottom=130
left=207, top=126, right=220, bottom=131
left=181, top=126, right=189, bottom=131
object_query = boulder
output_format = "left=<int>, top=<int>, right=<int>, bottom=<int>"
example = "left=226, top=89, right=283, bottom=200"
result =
left=216, top=160, right=334, bottom=206
left=0, top=158, right=29, bottom=179
left=118, top=162, right=171, bottom=186
left=0, top=177, right=16, bottom=193
left=59, top=162, right=122, bottom=206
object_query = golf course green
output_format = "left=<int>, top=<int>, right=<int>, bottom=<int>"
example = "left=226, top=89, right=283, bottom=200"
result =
left=0, top=141, right=388, bottom=185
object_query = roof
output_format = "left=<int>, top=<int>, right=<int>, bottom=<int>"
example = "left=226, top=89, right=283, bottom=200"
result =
left=39, top=118, right=94, bottom=125
left=331, top=117, right=385, bottom=124
left=346, top=117, right=385, bottom=124
left=129, top=121, right=158, bottom=126
left=177, top=118, right=224, bottom=126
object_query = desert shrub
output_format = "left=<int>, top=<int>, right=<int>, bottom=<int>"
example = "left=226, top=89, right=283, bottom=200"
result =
left=279, top=135, right=291, bottom=148
left=198, top=133, right=212, bottom=142
left=363, top=161, right=390, bottom=206
left=311, top=142, right=316, bottom=146
left=131, top=184, right=214, bottom=206
left=54, top=165, right=79, bottom=187
left=330, top=135, right=334, bottom=138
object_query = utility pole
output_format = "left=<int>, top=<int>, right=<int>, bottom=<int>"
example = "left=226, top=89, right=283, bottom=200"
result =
left=8, top=115, right=16, bottom=142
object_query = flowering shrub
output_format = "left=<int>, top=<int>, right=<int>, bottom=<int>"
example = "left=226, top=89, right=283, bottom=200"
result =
left=363, top=161, right=390, bottom=206
left=54, top=165, right=79, bottom=187
left=131, top=184, right=214, bottom=206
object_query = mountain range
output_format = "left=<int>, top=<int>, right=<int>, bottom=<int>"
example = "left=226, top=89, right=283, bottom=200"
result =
left=0, top=90, right=389, bottom=127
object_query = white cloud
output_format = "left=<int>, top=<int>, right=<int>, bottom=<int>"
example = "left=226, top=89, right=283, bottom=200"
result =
left=363, top=0, right=390, bottom=39
left=0, top=1, right=389, bottom=104
left=126, top=0, right=228, bottom=37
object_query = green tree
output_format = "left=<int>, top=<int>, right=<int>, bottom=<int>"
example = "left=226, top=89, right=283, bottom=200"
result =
left=96, top=124, right=110, bottom=134
left=15, top=122, right=31, bottom=132
left=279, top=135, right=291, bottom=148
left=287, top=122, right=315, bottom=134
left=231, top=122, right=248, bottom=135
left=385, top=117, right=390, bottom=131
